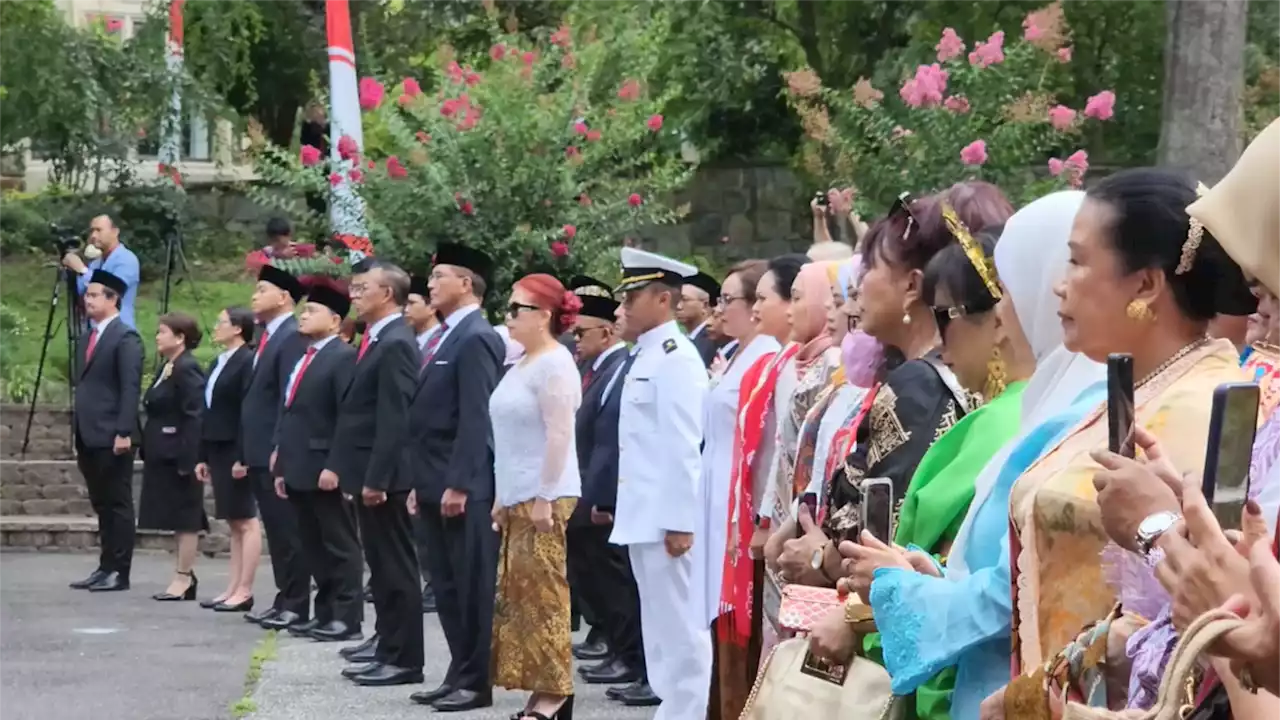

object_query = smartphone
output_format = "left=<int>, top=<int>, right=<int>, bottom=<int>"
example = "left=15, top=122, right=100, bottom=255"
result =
left=1201, top=383, right=1261, bottom=532
left=797, top=493, right=818, bottom=538
left=813, top=190, right=829, bottom=208
left=860, top=478, right=894, bottom=544
left=1107, top=354, right=1136, bottom=458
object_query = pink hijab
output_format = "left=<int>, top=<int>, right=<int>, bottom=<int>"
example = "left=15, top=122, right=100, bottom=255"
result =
left=792, top=261, right=835, bottom=369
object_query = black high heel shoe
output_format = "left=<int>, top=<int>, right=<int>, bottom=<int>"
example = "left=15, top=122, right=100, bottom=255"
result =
left=152, top=570, right=197, bottom=602
left=520, top=695, right=574, bottom=720
left=213, top=596, right=254, bottom=612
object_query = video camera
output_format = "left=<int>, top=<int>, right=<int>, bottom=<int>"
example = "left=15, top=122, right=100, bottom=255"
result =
left=49, top=223, right=80, bottom=255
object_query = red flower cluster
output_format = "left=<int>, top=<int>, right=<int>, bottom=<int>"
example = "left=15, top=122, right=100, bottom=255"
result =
left=337, top=135, right=360, bottom=162
left=454, top=193, right=475, bottom=216
left=647, top=114, right=663, bottom=132
left=359, top=77, right=386, bottom=110
left=551, top=25, right=572, bottom=48
left=445, top=61, right=482, bottom=87
left=617, top=79, right=641, bottom=102
left=628, top=193, right=643, bottom=207
left=386, top=156, right=408, bottom=179
left=300, top=144, right=322, bottom=167
left=441, top=94, right=482, bottom=131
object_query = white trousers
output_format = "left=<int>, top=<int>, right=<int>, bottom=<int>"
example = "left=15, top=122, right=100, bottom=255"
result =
left=629, top=541, right=713, bottom=720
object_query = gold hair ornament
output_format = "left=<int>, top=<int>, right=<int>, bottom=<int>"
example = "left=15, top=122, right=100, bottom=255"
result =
left=1175, top=182, right=1211, bottom=275
left=941, top=202, right=1002, bottom=301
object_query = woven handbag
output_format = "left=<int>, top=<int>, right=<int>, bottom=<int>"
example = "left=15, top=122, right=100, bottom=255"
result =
left=739, top=637, right=902, bottom=720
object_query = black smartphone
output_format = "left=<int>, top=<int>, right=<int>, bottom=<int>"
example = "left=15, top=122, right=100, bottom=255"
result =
left=797, top=492, right=818, bottom=538
left=1107, top=354, right=1136, bottom=458
left=860, top=478, right=893, bottom=544
left=1201, top=383, right=1261, bottom=532
left=813, top=190, right=829, bottom=208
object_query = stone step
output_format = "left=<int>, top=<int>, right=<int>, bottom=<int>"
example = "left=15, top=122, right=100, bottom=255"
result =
left=0, top=460, right=145, bottom=517
left=0, top=405, right=75, bottom=460
left=0, top=515, right=237, bottom=556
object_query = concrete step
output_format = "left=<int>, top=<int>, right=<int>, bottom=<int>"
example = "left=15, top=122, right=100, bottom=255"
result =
left=1, top=405, right=75, bottom=460
left=0, top=460, right=144, bottom=517
left=0, top=515, right=237, bottom=556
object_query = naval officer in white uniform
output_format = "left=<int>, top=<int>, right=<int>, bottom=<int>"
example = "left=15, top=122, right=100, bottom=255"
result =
left=609, top=247, right=711, bottom=720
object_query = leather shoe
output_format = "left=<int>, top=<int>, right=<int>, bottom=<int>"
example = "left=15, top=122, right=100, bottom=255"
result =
left=351, top=664, right=423, bottom=687
left=578, top=656, right=615, bottom=674
left=341, top=661, right=382, bottom=680
left=431, top=688, right=493, bottom=712
left=339, top=634, right=377, bottom=660
left=343, top=642, right=378, bottom=664
left=580, top=658, right=639, bottom=685
left=309, top=621, right=361, bottom=642
left=87, top=572, right=129, bottom=592
left=408, top=683, right=454, bottom=706
left=214, top=597, right=254, bottom=613
left=620, top=682, right=661, bottom=707
left=287, top=618, right=321, bottom=637
left=245, top=607, right=280, bottom=625
left=259, top=610, right=305, bottom=631
left=70, top=569, right=109, bottom=590
left=572, top=639, right=610, bottom=661
left=605, top=681, right=637, bottom=701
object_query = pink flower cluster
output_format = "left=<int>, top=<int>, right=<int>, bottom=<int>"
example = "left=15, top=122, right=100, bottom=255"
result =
left=337, top=135, right=360, bottom=162
left=899, top=64, right=948, bottom=108
left=398, top=78, right=422, bottom=106
left=617, top=79, right=642, bottom=102
left=1048, top=104, right=1076, bottom=130
left=1084, top=90, right=1115, bottom=121
left=647, top=114, right=663, bottom=132
left=440, top=93, right=482, bottom=131
left=359, top=77, right=385, bottom=111
left=551, top=25, right=572, bottom=48
left=385, top=156, right=407, bottom=179
left=454, top=192, right=474, bottom=216
left=300, top=144, right=322, bottom=167
left=959, top=139, right=987, bottom=167
left=944, top=95, right=970, bottom=114
left=573, top=121, right=602, bottom=142
left=969, top=31, right=1005, bottom=68
left=1048, top=150, right=1089, bottom=187
left=936, top=28, right=965, bottom=63
left=445, top=61, right=482, bottom=87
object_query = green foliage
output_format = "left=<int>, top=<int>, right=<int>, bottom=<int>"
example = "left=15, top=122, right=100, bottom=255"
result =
left=791, top=9, right=1108, bottom=213
left=249, top=19, right=695, bottom=313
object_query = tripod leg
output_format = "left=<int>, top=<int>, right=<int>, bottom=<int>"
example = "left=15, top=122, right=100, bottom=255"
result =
left=22, top=272, right=65, bottom=457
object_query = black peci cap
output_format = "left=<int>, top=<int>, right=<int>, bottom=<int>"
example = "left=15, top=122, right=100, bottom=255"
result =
left=305, top=284, right=350, bottom=318
left=258, top=264, right=305, bottom=302
left=686, top=271, right=721, bottom=301
left=88, top=269, right=127, bottom=297
left=432, top=242, right=494, bottom=284
left=570, top=275, right=619, bottom=321
left=409, top=274, right=429, bottom=299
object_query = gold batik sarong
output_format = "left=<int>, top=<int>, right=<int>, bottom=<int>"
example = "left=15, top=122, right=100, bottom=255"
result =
left=491, top=497, right=578, bottom=694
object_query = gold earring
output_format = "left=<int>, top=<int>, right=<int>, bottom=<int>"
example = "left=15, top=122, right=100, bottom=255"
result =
left=1126, top=300, right=1154, bottom=322
left=984, top=345, right=1008, bottom=400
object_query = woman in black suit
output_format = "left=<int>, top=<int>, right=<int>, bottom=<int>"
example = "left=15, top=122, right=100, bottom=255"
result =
left=195, top=306, right=259, bottom=612
left=138, top=312, right=208, bottom=601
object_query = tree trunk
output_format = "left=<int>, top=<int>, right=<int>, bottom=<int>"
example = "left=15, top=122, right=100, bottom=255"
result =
left=1157, top=0, right=1249, bottom=184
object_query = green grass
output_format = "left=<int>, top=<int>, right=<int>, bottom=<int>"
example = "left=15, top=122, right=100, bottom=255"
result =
left=1, top=257, right=255, bottom=402
left=230, top=630, right=278, bottom=719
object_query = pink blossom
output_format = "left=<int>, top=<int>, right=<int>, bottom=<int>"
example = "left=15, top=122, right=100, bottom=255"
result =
left=899, top=64, right=948, bottom=108
left=565, top=146, right=581, bottom=159
left=579, top=194, right=592, bottom=207
left=573, top=121, right=589, bottom=136
left=367, top=160, right=376, bottom=169
left=562, top=224, right=577, bottom=239
left=105, top=17, right=123, bottom=33
left=300, top=144, right=322, bottom=167
left=416, top=131, right=430, bottom=143
left=348, top=169, right=364, bottom=183
left=647, top=114, right=664, bottom=132
left=944, top=95, right=970, bottom=114
left=617, top=79, right=642, bottom=101
left=397, top=94, right=412, bottom=106
left=441, top=98, right=462, bottom=117
left=464, top=70, right=482, bottom=87
left=1023, top=17, right=1043, bottom=43
left=521, top=51, right=536, bottom=66
left=1057, top=46, right=1073, bottom=63
left=1048, top=105, right=1076, bottom=131
left=337, top=135, right=359, bottom=161
left=490, top=43, right=506, bottom=61
left=968, top=31, right=1006, bottom=68
left=1048, top=158, right=1065, bottom=177
left=358, top=77, right=385, bottom=110
left=329, top=172, right=342, bottom=187
left=1084, top=91, right=1116, bottom=121
left=386, top=156, right=407, bottom=179
left=936, top=28, right=965, bottom=63
left=551, top=25, right=572, bottom=47
left=458, top=104, right=481, bottom=131
left=446, top=61, right=464, bottom=84
left=561, top=54, right=576, bottom=70
left=550, top=241, right=570, bottom=258
left=628, top=193, right=643, bottom=207
left=1066, top=150, right=1089, bottom=169
left=402, top=77, right=422, bottom=97
left=586, top=129, right=601, bottom=142
left=458, top=198, right=474, bottom=216
left=959, top=139, right=988, bottom=166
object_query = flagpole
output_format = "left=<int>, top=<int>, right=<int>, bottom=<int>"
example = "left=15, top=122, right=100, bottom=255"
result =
left=325, top=0, right=370, bottom=255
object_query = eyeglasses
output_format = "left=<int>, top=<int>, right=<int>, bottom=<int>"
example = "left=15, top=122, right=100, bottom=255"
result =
left=571, top=326, right=607, bottom=340
left=931, top=301, right=995, bottom=337
left=507, top=302, right=540, bottom=318
left=719, top=293, right=746, bottom=307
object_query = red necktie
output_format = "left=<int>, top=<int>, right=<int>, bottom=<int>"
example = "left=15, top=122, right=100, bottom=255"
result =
left=420, top=323, right=448, bottom=369
left=357, top=332, right=372, bottom=362
left=256, top=328, right=271, bottom=361
left=582, top=369, right=593, bottom=391
left=85, top=329, right=100, bottom=363
left=285, top=347, right=317, bottom=407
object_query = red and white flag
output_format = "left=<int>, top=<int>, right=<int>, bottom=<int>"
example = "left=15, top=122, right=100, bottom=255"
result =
left=325, top=0, right=370, bottom=256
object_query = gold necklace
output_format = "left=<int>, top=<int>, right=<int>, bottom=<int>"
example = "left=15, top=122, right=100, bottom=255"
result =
left=1136, top=336, right=1210, bottom=389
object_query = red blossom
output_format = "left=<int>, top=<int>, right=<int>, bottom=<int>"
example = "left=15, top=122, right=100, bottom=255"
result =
left=416, top=131, right=430, bottom=143
left=105, top=17, right=124, bottom=33
left=562, top=224, right=577, bottom=239
left=628, top=193, right=643, bottom=207
left=489, top=43, right=506, bottom=61
left=550, top=25, right=572, bottom=47
left=367, top=160, right=375, bottom=169
left=300, top=144, right=322, bottom=167
left=573, top=121, right=589, bottom=136
left=337, top=135, right=359, bottom=161
left=446, top=61, right=464, bottom=84
left=458, top=104, right=481, bottom=131
left=564, top=146, right=581, bottom=159
left=646, top=114, right=663, bottom=132
left=441, top=98, right=462, bottom=117
left=386, top=156, right=408, bottom=179
left=586, top=129, right=601, bottom=142
left=617, top=79, right=641, bottom=101
left=348, top=169, right=364, bottom=182
left=358, top=77, right=385, bottom=110
left=398, top=94, right=412, bottom=106
left=579, top=194, right=592, bottom=207
left=550, top=241, right=569, bottom=258
left=329, top=172, right=342, bottom=187
left=521, top=51, right=536, bottom=66
left=403, top=77, right=422, bottom=97
left=464, top=70, right=482, bottom=87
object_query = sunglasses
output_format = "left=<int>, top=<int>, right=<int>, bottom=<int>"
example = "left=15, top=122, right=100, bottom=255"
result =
left=506, top=302, right=541, bottom=318
left=571, top=326, right=608, bottom=340
left=931, top=301, right=995, bottom=338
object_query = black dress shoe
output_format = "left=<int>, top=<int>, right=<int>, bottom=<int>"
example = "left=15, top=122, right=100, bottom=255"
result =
left=308, top=621, right=361, bottom=642
left=620, top=682, right=661, bottom=707
left=260, top=610, right=304, bottom=631
left=408, top=683, right=454, bottom=706
left=339, top=634, right=377, bottom=659
left=341, top=661, right=382, bottom=679
left=214, top=596, right=254, bottom=613
left=605, top=681, right=636, bottom=701
left=432, top=688, right=493, bottom=712
left=351, top=664, right=423, bottom=687
left=70, top=569, right=109, bottom=590
left=571, top=639, right=610, bottom=661
left=287, top=618, right=321, bottom=637
left=245, top=607, right=280, bottom=625
left=580, top=658, right=639, bottom=685
left=87, top=572, right=129, bottom=592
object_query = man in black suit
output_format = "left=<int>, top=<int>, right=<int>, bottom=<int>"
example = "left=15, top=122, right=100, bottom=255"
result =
left=407, top=243, right=504, bottom=712
left=238, top=265, right=311, bottom=630
left=404, top=274, right=439, bottom=614
left=680, top=271, right=724, bottom=368
left=272, top=285, right=362, bottom=643
left=70, top=269, right=143, bottom=593
left=329, top=259, right=423, bottom=688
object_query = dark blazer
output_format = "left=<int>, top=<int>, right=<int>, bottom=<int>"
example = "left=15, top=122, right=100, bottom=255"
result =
left=691, top=325, right=720, bottom=368
left=409, top=308, right=504, bottom=502
left=201, top=346, right=253, bottom=447
left=275, top=338, right=357, bottom=492
left=239, top=316, right=307, bottom=469
left=326, top=315, right=417, bottom=494
left=572, top=346, right=629, bottom=525
left=142, top=352, right=205, bottom=475
left=73, top=316, right=144, bottom=449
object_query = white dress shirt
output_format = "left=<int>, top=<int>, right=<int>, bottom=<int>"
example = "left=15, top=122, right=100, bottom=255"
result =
left=432, top=304, right=480, bottom=349
left=205, top=347, right=238, bottom=408
left=417, top=325, right=442, bottom=352
left=254, top=311, right=292, bottom=368
left=284, top=334, right=338, bottom=406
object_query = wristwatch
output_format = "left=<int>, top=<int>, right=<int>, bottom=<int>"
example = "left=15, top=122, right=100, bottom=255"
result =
left=811, top=541, right=836, bottom=583
left=1135, top=510, right=1181, bottom=557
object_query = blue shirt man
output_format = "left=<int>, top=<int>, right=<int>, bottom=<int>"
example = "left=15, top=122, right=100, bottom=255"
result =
left=66, top=215, right=140, bottom=329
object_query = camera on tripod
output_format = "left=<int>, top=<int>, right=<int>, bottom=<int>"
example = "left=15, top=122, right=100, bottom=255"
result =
left=49, top=223, right=80, bottom=255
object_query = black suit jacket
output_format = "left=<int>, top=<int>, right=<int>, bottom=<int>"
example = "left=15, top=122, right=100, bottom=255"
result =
left=74, top=317, right=144, bottom=449
left=409, top=308, right=504, bottom=502
left=691, top=325, right=720, bottom=368
left=239, top=316, right=307, bottom=469
left=142, top=352, right=205, bottom=474
left=327, top=316, right=417, bottom=493
left=571, top=346, right=629, bottom=525
left=201, top=346, right=252, bottom=451
left=275, top=339, right=357, bottom=492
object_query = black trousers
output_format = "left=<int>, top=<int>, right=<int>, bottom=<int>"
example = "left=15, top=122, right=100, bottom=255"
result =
left=420, top=497, right=498, bottom=693
left=76, top=442, right=136, bottom=577
left=412, top=510, right=432, bottom=586
left=248, top=468, right=310, bottom=617
left=360, top=491, right=423, bottom=669
left=289, top=489, right=363, bottom=627
left=566, top=523, right=645, bottom=672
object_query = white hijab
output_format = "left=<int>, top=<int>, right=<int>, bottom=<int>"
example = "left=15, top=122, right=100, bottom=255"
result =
left=948, top=191, right=1106, bottom=578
